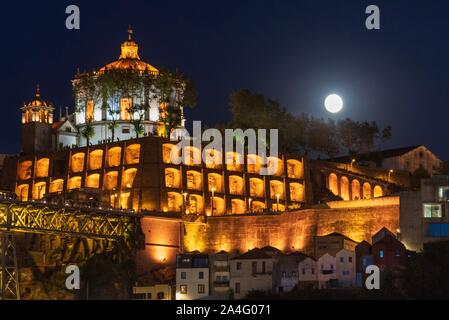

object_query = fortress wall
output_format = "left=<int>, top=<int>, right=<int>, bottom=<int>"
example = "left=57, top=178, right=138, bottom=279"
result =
left=136, top=197, right=399, bottom=270
left=183, top=198, right=400, bottom=256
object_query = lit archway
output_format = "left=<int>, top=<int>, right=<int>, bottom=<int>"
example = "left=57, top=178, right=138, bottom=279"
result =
left=267, top=156, right=283, bottom=176
left=211, top=197, right=225, bottom=216
left=363, top=182, right=372, bottom=199
left=231, top=199, right=246, bottom=214
left=86, top=174, right=100, bottom=188
left=340, top=176, right=350, bottom=201
left=374, top=185, right=383, bottom=198
left=167, top=192, right=183, bottom=212
left=32, top=182, right=46, bottom=200
left=162, top=144, right=179, bottom=164
left=187, top=194, right=203, bottom=215
left=183, top=146, right=201, bottom=166
left=186, top=170, right=202, bottom=191
left=71, top=153, right=85, bottom=173
left=287, top=159, right=304, bottom=179
left=67, top=176, right=82, bottom=190
left=208, top=173, right=223, bottom=193
left=329, top=173, right=339, bottom=196
left=289, top=182, right=304, bottom=202
left=16, top=184, right=29, bottom=202
left=104, top=171, right=118, bottom=190
left=351, top=179, right=361, bottom=200
left=250, top=178, right=265, bottom=198
left=89, top=150, right=103, bottom=170
left=36, top=158, right=50, bottom=178
left=50, top=179, right=64, bottom=193
left=126, top=144, right=141, bottom=164
left=226, top=152, right=244, bottom=172
left=205, top=148, right=222, bottom=169
left=247, top=154, right=262, bottom=174
left=122, top=168, right=137, bottom=188
left=252, top=201, right=266, bottom=213
left=229, top=176, right=244, bottom=195
left=18, top=161, right=32, bottom=180
left=165, top=168, right=181, bottom=189
left=270, top=180, right=284, bottom=199
left=107, top=147, right=122, bottom=167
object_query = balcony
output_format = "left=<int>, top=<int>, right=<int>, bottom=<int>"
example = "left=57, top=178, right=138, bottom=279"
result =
left=213, top=280, right=230, bottom=288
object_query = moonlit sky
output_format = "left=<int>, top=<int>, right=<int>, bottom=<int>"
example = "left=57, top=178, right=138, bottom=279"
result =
left=1, top=0, right=449, bottom=159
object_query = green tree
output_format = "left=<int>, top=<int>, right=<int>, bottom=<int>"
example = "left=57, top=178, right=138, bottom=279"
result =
left=81, top=119, right=95, bottom=146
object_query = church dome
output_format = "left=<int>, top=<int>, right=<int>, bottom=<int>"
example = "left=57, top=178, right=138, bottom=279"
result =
left=99, top=28, right=159, bottom=74
left=23, top=85, right=52, bottom=109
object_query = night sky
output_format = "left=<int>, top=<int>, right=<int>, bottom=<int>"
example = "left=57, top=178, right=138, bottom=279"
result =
left=2, top=1, right=448, bottom=158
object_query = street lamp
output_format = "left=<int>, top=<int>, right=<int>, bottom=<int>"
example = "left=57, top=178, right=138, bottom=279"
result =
left=350, top=159, right=356, bottom=170
left=388, top=169, right=394, bottom=182
left=275, top=194, right=281, bottom=212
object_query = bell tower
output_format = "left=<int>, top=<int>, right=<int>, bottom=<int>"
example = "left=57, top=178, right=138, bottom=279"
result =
left=21, top=85, right=54, bottom=154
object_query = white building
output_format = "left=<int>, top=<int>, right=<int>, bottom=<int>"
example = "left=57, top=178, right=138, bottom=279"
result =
left=175, top=253, right=210, bottom=300
left=317, top=253, right=337, bottom=289
left=336, top=249, right=356, bottom=287
left=297, top=256, right=318, bottom=290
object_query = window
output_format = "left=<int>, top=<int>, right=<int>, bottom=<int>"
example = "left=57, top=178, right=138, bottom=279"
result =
left=292, top=271, right=297, bottom=277
left=198, top=284, right=205, bottom=294
left=122, top=128, right=130, bottom=134
left=380, top=250, right=384, bottom=259
left=311, top=268, right=315, bottom=275
left=340, top=257, right=344, bottom=263
left=262, top=261, right=266, bottom=273
left=236, top=262, right=242, bottom=270
left=438, top=187, right=449, bottom=201
left=348, top=257, right=353, bottom=263
left=252, top=262, right=257, bottom=274
left=180, top=285, right=187, bottom=294
left=330, top=264, right=334, bottom=270
left=181, top=272, right=186, bottom=280
left=302, top=268, right=305, bottom=275
left=424, top=204, right=443, bottom=218
left=133, top=293, right=146, bottom=300
left=199, top=271, right=204, bottom=279
left=282, top=271, right=287, bottom=277
left=157, top=292, right=165, bottom=300
left=235, top=282, right=240, bottom=294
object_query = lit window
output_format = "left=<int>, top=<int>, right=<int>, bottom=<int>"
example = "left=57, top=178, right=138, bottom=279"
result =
left=198, top=284, right=205, bottom=294
left=180, top=285, right=187, bottom=294
left=380, top=250, right=384, bottom=259
left=423, top=204, right=443, bottom=218
left=438, top=187, right=449, bottom=201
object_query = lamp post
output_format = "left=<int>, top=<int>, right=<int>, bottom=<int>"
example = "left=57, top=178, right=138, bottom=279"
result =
left=211, top=187, right=216, bottom=216
left=388, top=169, right=394, bottom=182
left=275, top=194, right=281, bottom=212
left=350, top=159, right=356, bottom=170
left=182, top=192, right=188, bottom=214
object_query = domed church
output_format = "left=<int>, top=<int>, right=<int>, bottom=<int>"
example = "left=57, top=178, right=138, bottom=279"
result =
left=21, top=28, right=188, bottom=154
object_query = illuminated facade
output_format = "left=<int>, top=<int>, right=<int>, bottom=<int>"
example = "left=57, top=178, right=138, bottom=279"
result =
left=8, top=135, right=307, bottom=215
left=21, top=29, right=186, bottom=154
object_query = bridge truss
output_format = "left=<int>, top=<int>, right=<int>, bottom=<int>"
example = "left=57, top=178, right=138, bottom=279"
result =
left=0, top=201, right=141, bottom=300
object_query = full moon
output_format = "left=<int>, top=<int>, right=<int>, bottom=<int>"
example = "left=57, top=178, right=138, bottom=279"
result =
left=324, top=94, right=343, bottom=113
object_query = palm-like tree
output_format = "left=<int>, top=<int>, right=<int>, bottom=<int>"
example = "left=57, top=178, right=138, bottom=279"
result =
left=82, top=118, right=95, bottom=146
